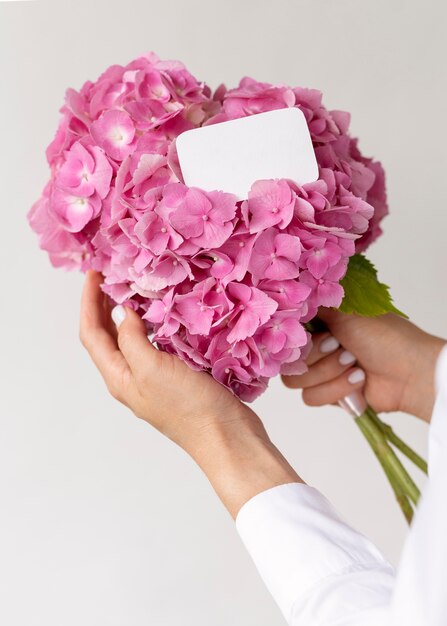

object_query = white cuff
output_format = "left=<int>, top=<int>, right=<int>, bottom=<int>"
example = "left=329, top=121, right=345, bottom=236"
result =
left=429, top=342, right=447, bottom=474
left=236, top=483, right=394, bottom=624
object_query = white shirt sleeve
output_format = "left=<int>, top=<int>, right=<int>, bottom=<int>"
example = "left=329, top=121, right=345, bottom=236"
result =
left=236, top=483, right=395, bottom=625
left=388, top=343, right=447, bottom=626
left=235, top=343, right=447, bottom=626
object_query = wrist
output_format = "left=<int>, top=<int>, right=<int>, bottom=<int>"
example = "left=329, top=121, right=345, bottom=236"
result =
left=401, top=334, right=447, bottom=422
left=186, top=408, right=302, bottom=518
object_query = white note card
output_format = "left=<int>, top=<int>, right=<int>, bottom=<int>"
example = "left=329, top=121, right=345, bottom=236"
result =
left=175, top=107, right=319, bottom=201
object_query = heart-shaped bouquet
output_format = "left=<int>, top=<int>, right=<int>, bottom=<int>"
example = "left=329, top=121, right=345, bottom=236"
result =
left=29, top=52, right=424, bottom=521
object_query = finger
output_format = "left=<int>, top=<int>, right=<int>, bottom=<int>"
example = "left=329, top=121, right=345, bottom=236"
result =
left=111, top=304, right=163, bottom=385
left=301, top=367, right=366, bottom=407
left=307, top=332, right=341, bottom=366
left=80, top=271, right=134, bottom=400
left=281, top=332, right=342, bottom=389
left=316, top=308, right=363, bottom=348
left=282, top=347, right=357, bottom=389
left=317, top=307, right=352, bottom=326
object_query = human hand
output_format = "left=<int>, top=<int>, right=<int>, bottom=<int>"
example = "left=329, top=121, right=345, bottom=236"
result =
left=79, top=270, right=259, bottom=452
left=80, top=270, right=301, bottom=517
left=282, top=309, right=446, bottom=422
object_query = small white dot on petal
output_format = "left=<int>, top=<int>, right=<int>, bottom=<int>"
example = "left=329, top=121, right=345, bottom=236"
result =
left=239, top=242, right=245, bottom=247
left=110, top=127, right=125, bottom=143
left=202, top=215, right=209, bottom=221
left=225, top=368, right=230, bottom=374
left=161, top=227, right=167, bottom=233
left=271, top=207, right=279, bottom=213
left=71, top=197, right=87, bottom=209
left=173, top=260, right=178, bottom=266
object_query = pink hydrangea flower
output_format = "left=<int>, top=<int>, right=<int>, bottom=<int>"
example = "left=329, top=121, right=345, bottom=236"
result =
left=213, top=360, right=268, bottom=401
left=29, top=52, right=389, bottom=402
left=56, top=140, right=113, bottom=198
left=169, top=187, right=237, bottom=248
left=257, top=279, right=312, bottom=312
left=50, top=139, right=113, bottom=232
left=130, top=251, right=193, bottom=294
left=300, top=261, right=347, bottom=309
left=90, top=110, right=136, bottom=161
left=226, top=282, right=278, bottom=343
left=124, top=99, right=184, bottom=131
left=355, top=159, right=388, bottom=252
left=217, top=76, right=295, bottom=120
left=299, top=233, right=345, bottom=279
left=124, top=210, right=183, bottom=256
left=174, top=277, right=231, bottom=335
left=144, top=288, right=180, bottom=337
left=28, top=183, right=92, bottom=269
left=249, top=228, right=301, bottom=280
left=259, top=311, right=308, bottom=355
left=242, top=179, right=296, bottom=233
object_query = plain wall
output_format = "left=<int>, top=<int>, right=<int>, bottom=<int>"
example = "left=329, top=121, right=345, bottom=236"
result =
left=1, top=1, right=446, bottom=624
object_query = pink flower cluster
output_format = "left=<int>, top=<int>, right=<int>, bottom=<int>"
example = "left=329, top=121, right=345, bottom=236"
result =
left=28, top=52, right=388, bottom=401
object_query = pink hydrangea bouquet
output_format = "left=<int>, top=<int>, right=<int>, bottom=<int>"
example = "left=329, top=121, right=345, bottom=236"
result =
left=29, top=52, right=425, bottom=522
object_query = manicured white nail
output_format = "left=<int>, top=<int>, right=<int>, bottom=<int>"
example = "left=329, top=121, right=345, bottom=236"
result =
left=348, top=368, right=365, bottom=384
left=111, top=305, right=126, bottom=328
left=338, top=391, right=368, bottom=417
left=320, top=336, right=340, bottom=353
left=339, top=350, right=356, bottom=366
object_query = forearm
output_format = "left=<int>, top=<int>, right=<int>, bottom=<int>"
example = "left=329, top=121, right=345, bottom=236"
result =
left=401, top=333, right=447, bottom=422
left=186, top=410, right=303, bottom=519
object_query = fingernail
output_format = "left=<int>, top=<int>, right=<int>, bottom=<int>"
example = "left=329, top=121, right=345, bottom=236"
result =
left=339, top=350, right=356, bottom=366
left=320, top=336, right=340, bottom=353
left=111, top=305, right=126, bottom=328
left=348, top=368, right=365, bottom=384
left=338, top=390, right=367, bottom=417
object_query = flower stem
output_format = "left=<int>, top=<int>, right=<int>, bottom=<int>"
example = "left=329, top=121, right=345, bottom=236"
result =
left=365, top=407, right=428, bottom=474
left=355, top=409, right=420, bottom=520
left=357, top=418, right=413, bottom=524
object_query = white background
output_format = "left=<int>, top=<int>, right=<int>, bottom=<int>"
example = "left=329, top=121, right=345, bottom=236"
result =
left=1, top=1, right=446, bottom=624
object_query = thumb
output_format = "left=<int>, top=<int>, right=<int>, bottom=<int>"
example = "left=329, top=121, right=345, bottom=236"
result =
left=317, top=308, right=367, bottom=355
left=317, top=307, right=353, bottom=327
left=111, top=304, right=161, bottom=376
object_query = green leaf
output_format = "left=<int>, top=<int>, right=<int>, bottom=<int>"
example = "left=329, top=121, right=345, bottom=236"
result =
left=337, top=254, right=408, bottom=318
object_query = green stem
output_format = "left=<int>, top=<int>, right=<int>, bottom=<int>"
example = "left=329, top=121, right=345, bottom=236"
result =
left=355, top=410, right=420, bottom=513
left=357, top=412, right=413, bottom=524
left=391, top=487, right=414, bottom=525
left=355, top=412, right=413, bottom=523
left=365, top=407, right=428, bottom=474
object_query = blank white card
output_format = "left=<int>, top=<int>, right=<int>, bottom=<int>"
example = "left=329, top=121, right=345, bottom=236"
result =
left=175, top=107, right=319, bottom=201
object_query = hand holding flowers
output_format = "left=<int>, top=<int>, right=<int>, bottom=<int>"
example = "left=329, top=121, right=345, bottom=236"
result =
left=284, top=308, right=446, bottom=423
left=80, top=269, right=301, bottom=518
